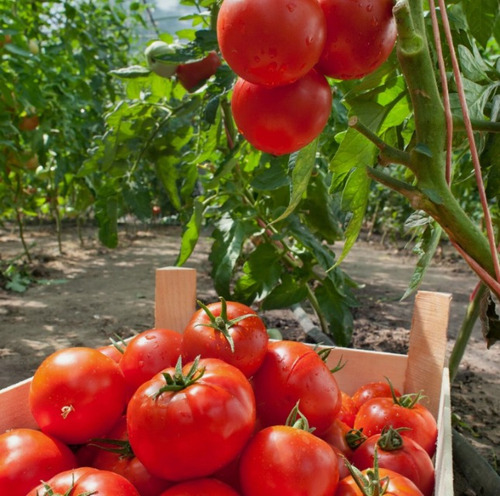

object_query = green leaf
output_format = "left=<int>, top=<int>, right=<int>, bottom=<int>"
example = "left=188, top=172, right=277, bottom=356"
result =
left=271, top=138, right=318, bottom=224
left=457, top=45, right=492, bottom=84
left=110, top=65, right=152, bottom=79
left=401, top=222, right=443, bottom=300
left=156, top=155, right=182, bottom=211
left=95, top=192, right=119, bottom=248
left=463, top=0, right=499, bottom=48
left=261, top=273, right=309, bottom=310
left=177, top=199, right=203, bottom=266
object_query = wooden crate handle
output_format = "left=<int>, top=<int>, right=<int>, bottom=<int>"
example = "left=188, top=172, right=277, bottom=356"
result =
left=405, top=290, right=452, bottom=418
left=155, top=267, right=197, bottom=332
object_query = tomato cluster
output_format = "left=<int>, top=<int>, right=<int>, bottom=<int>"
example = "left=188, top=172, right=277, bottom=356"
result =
left=217, top=0, right=397, bottom=155
left=1, top=299, right=437, bottom=496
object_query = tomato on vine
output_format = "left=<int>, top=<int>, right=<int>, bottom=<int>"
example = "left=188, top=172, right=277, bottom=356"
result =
left=316, top=0, right=397, bottom=80
left=231, top=69, right=332, bottom=156
left=217, top=0, right=326, bottom=87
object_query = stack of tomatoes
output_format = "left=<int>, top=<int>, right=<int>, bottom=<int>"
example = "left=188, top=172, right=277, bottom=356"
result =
left=217, top=0, right=397, bottom=155
left=0, top=298, right=436, bottom=495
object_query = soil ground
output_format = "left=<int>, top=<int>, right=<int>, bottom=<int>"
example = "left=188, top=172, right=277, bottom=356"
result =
left=0, top=223, right=499, bottom=494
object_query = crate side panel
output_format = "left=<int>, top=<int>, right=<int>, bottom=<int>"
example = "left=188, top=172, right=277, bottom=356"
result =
left=0, top=379, right=37, bottom=432
left=324, top=347, right=408, bottom=396
left=155, top=267, right=197, bottom=332
left=405, top=291, right=451, bottom=418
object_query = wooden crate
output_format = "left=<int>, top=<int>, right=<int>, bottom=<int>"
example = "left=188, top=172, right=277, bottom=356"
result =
left=0, top=266, right=454, bottom=494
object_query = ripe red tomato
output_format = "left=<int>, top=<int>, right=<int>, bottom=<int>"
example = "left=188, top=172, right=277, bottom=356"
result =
left=337, top=391, right=358, bottom=427
left=0, top=428, right=76, bottom=496
left=98, top=343, right=125, bottom=363
left=320, top=418, right=357, bottom=460
left=353, top=395, right=438, bottom=457
left=27, top=468, right=141, bottom=496
left=231, top=69, right=332, bottom=155
left=181, top=299, right=268, bottom=378
left=176, top=51, right=221, bottom=92
left=127, top=357, right=256, bottom=481
left=217, top=0, right=326, bottom=87
left=119, top=328, right=182, bottom=396
left=239, top=424, right=339, bottom=495
left=29, top=347, right=127, bottom=444
left=19, top=115, right=39, bottom=131
left=351, top=380, right=401, bottom=410
left=251, top=340, right=341, bottom=435
left=83, top=416, right=173, bottom=496
left=316, top=0, right=397, bottom=80
left=159, top=478, right=240, bottom=495
left=335, top=467, right=424, bottom=496
left=350, top=427, right=435, bottom=496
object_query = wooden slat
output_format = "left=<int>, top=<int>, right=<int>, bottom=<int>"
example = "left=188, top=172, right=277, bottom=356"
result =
left=0, top=378, right=38, bottom=431
left=405, top=290, right=452, bottom=418
left=154, top=267, right=197, bottom=332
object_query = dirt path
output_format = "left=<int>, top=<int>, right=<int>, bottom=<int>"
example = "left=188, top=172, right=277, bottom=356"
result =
left=1, top=223, right=498, bottom=493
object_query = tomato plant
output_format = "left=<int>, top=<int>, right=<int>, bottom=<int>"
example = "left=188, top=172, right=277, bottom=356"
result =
left=217, top=0, right=326, bottom=86
left=27, top=467, right=141, bottom=496
left=127, top=356, right=256, bottom=481
left=353, top=392, right=438, bottom=457
left=251, top=340, right=342, bottom=435
left=181, top=298, right=268, bottom=377
left=350, top=427, right=435, bottom=496
left=159, top=478, right=240, bottom=495
left=231, top=69, right=332, bottom=155
left=0, top=428, right=76, bottom=496
left=119, top=327, right=182, bottom=396
left=316, top=0, right=397, bottom=80
left=239, top=407, right=339, bottom=495
left=29, top=347, right=127, bottom=444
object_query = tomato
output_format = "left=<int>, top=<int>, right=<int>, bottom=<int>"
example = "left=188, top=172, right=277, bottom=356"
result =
left=239, top=423, right=339, bottom=495
left=351, top=380, right=401, bottom=410
left=231, top=69, right=332, bottom=155
left=320, top=418, right=357, bottom=460
left=98, top=343, right=125, bottom=363
left=127, top=357, right=256, bottom=481
left=119, top=328, right=182, bottom=396
left=337, top=391, right=357, bottom=427
left=29, top=347, right=127, bottom=444
left=145, top=40, right=178, bottom=78
left=316, top=0, right=397, bottom=80
left=83, top=416, right=172, bottom=496
left=0, top=428, right=76, bottom=496
left=152, top=205, right=161, bottom=216
left=350, top=427, right=435, bottom=496
left=27, top=467, right=141, bottom=496
left=159, top=478, right=240, bottom=495
left=335, top=467, right=424, bottom=496
left=217, top=0, right=326, bottom=87
left=19, top=115, right=39, bottom=131
left=176, top=51, right=221, bottom=92
left=353, top=394, right=438, bottom=457
left=251, top=340, right=341, bottom=435
left=181, top=299, right=268, bottom=378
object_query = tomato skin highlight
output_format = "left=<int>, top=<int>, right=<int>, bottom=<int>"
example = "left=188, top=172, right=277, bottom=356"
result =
left=0, top=428, right=76, bottom=496
left=316, top=0, right=397, bottom=80
left=127, top=358, right=256, bottom=481
left=350, top=432, right=435, bottom=496
left=252, top=340, right=342, bottom=435
left=239, top=424, right=339, bottom=496
left=159, top=477, right=240, bottom=495
left=335, top=467, right=424, bottom=496
left=217, top=0, right=326, bottom=87
left=29, top=347, right=127, bottom=444
left=353, top=396, right=438, bottom=457
left=231, top=70, right=332, bottom=156
left=181, top=300, right=268, bottom=378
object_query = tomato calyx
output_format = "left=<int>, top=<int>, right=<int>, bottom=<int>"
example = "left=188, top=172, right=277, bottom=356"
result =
left=386, top=376, right=425, bottom=409
left=344, top=448, right=390, bottom=496
left=376, top=426, right=411, bottom=451
left=196, top=297, right=256, bottom=353
left=88, top=437, right=135, bottom=459
left=154, top=355, right=205, bottom=398
left=286, top=401, right=316, bottom=433
left=37, top=476, right=96, bottom=496
left=346, top=428, right=367, bottom=450
left=316, top=347, right=346, bottom=373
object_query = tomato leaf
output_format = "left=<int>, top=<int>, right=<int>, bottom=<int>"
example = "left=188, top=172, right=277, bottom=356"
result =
left=177, top=199, right=203, bottom=266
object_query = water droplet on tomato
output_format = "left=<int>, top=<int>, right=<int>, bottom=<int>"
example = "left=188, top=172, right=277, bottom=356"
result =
left=287, top=2, right=297, bottom=13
